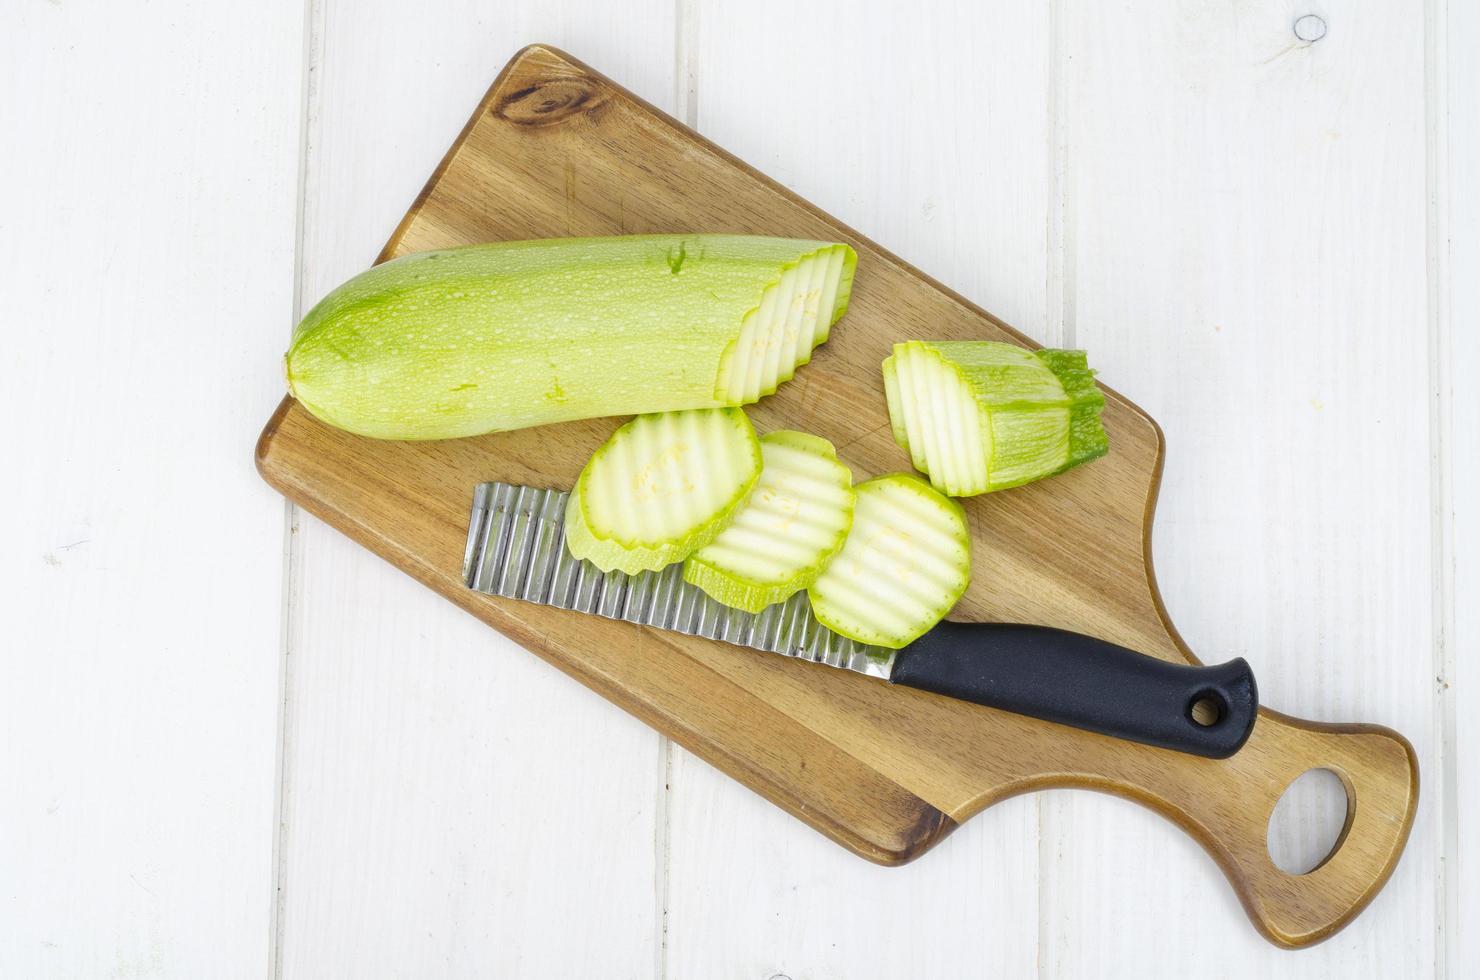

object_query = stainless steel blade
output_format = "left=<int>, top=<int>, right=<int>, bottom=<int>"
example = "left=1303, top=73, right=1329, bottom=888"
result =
left=462, top=481, right=895, bottom=680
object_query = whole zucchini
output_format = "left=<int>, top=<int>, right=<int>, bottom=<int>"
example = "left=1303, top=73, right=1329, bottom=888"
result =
left=285, top=235, right=856, bottom=439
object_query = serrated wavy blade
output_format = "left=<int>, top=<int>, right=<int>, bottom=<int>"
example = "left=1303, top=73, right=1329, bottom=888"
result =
left=462, top=482, right=895, bottom=680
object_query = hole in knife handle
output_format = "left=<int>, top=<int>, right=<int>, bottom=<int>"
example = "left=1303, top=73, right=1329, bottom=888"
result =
left=1188, top=691, right=1225, bottom=727
left=1267, top=768, right=1352, bottom=875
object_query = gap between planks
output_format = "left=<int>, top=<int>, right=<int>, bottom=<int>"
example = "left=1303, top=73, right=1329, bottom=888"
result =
left=1044, top=0, right=1075, bottom=353
left=271, top=0, right=327, bottom=975
left=1423, top=0, right=1459, bottom=975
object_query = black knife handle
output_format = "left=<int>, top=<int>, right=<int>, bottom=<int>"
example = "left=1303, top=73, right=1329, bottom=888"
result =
left=890, top=621, right=1257, bottom=758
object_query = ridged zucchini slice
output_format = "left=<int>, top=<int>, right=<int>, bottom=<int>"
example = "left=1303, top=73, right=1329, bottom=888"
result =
left=881, top=340, right=1108, bottom=496
left=807, top=473, right=970, bottom=649
left=564, top=408, right=763, bottom=574
left=286, top=235, right=856, bottom=440
left=683, top=430, right=855, bottom=613
left=713, top=245, right=852, bottom=403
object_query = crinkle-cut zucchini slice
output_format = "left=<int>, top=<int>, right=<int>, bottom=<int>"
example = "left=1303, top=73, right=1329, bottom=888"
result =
left=683, top=430, right=855, bottom=613
left=565, top=408, right=762, bottom=574
left=807, top=473, right=970, bottom=649
left=714, top=244, right=856, bottom=404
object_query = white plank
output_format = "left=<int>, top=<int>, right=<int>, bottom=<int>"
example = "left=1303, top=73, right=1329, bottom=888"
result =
left=1440, top=0, right=1476, bottom=971
left=665, top=3, right=1050, bottom=977
left=1042, top=1, right=1437, bottom=974
left=275, top=5, right=676, bottom=977
left=0, top=1, right=303, bottom=977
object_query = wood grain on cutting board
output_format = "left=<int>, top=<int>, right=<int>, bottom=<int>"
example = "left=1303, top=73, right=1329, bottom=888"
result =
left=256, top=45, right=1417, bottom=948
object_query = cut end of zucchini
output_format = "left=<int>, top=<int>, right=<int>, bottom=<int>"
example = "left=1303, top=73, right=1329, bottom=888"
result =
left=880, top=355, right=911, bottom=455
left=714, top=244, right=857, bottom=404
left=565, top=408, right=763, bottom=574
left=683, top=430, right=855, bottom=613
left=1033, top=348, right=1111, bottom=471
left=807, top=473, right=970, bottom=649
left=882, top=340, right=1108, bottom=496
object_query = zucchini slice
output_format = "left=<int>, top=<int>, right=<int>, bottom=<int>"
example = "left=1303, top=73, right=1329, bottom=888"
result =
left=286, top=235, right=856, bottom=439
left=683, top=430, right=855, bottom=613
left=713, top=244, right=853, bottom=404
left=807, top=473, right=970, bottom=649
left=882, top=340, right=1108, bottom=496
left=564, top=408, right=763, bottom=574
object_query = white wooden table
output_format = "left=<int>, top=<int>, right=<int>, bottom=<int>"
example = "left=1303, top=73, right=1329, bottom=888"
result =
left=3, top=1, right=1473, bottom=976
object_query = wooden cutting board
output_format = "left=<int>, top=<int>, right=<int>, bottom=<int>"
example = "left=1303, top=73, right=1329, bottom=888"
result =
left=255, top=44, right=1417, bottom=948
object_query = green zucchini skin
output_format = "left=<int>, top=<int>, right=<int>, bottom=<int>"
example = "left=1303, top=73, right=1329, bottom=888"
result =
left=1033, top=348, right=1110, bottom=474
left=285, top=235, right=856, bottom=440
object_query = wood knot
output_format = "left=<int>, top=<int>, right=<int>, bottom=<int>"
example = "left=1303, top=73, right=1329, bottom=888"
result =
left=495, top=76, right=605, bottom=127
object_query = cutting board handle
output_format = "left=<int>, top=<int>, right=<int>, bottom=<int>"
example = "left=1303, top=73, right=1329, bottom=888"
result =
left=1102, top=713, right=1419, bottom=948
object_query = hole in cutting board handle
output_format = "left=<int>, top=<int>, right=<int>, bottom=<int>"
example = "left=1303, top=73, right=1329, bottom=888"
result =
left=1267, top=768, right=1352, bottom=875
left=1188, top=691, right=1224, bottom=727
